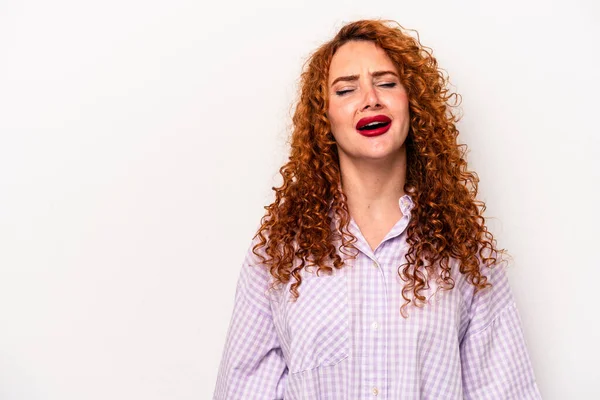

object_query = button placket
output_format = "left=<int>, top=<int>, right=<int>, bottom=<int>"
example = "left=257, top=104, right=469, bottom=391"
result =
left=369, top=255, right=386, bottom=399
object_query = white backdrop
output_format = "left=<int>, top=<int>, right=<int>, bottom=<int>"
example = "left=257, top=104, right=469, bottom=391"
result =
left=1, top=0, right=598, bottom=399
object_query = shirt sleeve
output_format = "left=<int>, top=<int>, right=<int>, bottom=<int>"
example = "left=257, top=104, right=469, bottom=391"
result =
left=459, top=263, right=542, bottom=399
left=213, top=241, right=288, bottom=400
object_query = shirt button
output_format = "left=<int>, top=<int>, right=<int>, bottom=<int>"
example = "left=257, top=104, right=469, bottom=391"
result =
left=371, top=321, right=379, bottom=330
left=372, top=261, right=379, bottom=269
left=372, top=386, right=379, bottom=396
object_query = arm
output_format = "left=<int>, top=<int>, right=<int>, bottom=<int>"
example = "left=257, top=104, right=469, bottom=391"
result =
left=213, top=243, right=288, bottom=400
left=459, top=263, right=542, bottom=399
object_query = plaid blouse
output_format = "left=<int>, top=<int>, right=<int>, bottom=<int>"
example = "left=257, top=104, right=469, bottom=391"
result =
left=214, top=195, right=542, bottom=399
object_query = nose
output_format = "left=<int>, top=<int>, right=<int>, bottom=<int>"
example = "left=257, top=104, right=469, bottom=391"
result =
left=361, top=84, right=382, bottom=111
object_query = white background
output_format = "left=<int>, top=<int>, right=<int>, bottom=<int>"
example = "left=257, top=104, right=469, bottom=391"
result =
left=1, top=0, right=599, bottom=399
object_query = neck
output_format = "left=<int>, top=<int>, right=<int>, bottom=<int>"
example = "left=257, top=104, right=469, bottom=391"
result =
left=338, top=147, right=407, bottom=218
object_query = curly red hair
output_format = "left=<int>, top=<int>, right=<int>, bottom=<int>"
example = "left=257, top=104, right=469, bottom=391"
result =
left=253, top=19, right=504, bottom=317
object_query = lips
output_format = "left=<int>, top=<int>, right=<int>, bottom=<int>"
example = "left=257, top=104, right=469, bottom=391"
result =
left=356, top=115, right=392, bottom=137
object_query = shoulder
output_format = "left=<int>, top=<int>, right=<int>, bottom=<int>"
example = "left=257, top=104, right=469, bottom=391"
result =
left=234, top=231, right=277, bottom=314
left=452, top=255, right=516, bottom=335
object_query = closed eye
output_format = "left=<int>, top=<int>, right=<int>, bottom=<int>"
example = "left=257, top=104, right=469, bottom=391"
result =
left=335, top=89, right=354, bottom=96
left=335, top=82, right=396, bottom=96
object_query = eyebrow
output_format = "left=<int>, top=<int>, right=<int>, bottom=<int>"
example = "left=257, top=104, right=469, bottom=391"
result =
left=330, top=70, right=399, bottom=87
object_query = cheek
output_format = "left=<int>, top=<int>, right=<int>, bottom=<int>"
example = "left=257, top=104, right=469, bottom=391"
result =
left=328, top=102, right=354, bottom=131
left=327, top=111, right=346, bottom=144
left=327, top=106, right=342, bottom=133
left=396, top=94, right=410, bottom=113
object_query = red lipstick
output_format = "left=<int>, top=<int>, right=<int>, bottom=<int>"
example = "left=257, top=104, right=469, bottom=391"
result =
left=355, top=115, right=392, bottom=137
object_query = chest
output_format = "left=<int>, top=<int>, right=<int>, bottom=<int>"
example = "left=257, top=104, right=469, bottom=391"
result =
left=267, top=256, right=470, bottom=375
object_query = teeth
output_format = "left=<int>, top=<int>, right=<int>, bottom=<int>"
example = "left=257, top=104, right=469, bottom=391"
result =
left=359, top=121, right=388, bottom=130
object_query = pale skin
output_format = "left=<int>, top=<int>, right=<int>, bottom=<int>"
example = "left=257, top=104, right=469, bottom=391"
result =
left=326, top=40, right=411, bottom=251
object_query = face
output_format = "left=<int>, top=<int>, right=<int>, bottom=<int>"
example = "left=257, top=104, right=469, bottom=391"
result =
left=327, top=40, right=410, bottom=164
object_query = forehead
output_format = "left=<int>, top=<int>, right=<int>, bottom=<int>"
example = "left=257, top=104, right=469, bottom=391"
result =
left=328, top=41, right=397, bottom=84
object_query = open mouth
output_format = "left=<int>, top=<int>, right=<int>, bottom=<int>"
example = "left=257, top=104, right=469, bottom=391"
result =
left=357, top=121, right=391, bottom=131
left=356, top=115, right=392, bottom=136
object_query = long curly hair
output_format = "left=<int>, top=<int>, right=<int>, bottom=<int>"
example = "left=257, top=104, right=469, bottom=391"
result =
left=253, top=19, right=504, bottom=317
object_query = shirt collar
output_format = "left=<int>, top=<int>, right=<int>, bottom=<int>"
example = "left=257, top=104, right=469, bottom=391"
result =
left=328, top=193, right=414, bottom=223
left=328, top=193, right=414, bottom=259
left=399, top=193, right=414, bottom=216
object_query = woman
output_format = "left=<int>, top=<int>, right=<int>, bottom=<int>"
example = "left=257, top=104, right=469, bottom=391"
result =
left=214, top=19, right=541, bottom=399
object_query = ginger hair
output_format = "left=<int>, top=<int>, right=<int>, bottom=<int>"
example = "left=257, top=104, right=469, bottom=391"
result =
left=253, top=19, right=503, bottom=317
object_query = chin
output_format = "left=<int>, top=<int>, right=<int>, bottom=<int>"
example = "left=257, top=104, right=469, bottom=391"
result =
left=358, top=149, right=400, bottom=161
left=365, top=143, right=406, bottom=161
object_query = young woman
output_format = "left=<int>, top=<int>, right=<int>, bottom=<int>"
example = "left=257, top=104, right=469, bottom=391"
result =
left=214, top=19, right=541, bottom=399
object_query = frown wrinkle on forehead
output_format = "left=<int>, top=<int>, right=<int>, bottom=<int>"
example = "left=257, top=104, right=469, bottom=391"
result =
left=330, top=70, right=400, bottom=87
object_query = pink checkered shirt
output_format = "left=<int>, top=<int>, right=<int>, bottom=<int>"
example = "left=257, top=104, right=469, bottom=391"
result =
left=214, top=194, right=542, bottom=399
